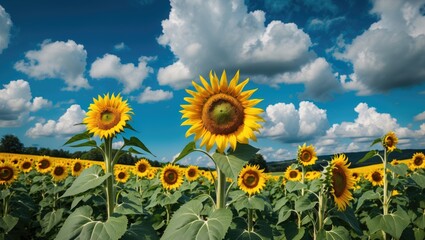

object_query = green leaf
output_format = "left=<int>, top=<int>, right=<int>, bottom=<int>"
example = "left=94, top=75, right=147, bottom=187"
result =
left=64, top=130, right=92, bottom=146
left=333, top=207, right=362, bottom=235
left=356, top=190, right=380, bottom=211
left=370, top=137, right=382, bottom=147
left=281, top=223, right=305, bottom=240
left=414, top=212, right=425, bottom=228
left=60, top=165, right=111, bottom=198
left=213, top=153, right=245, bottom=181
left=70, top=140, right=98, bottom=148
left=173, top=141, right=196, bottom=163
left=294, top=194, right=317, bottom=212
left=229, top=144, right=260, bottom=162
left=317, top=226, right=350, bottom=240
left=55, top=206, right=128, bottom=240
left=124, top=123, right=137, bottom=132
left=358, top=150, right=378, bottom=163
left=124, top=136, right=155, bottom=157
left=285, top=181, right=307, bottom=193
left=366, top=207, right=410, bottom=239
left=127, top=147, right=143, bottom=155
left=121, top=223, right=159, bottom=240
left=0, top=189, right=10, bottom=200
left=161, top=199, right=233, bottom=240
left=411, top=173, right=425, bottom=189
left=41, top=208, right=65, bottom=234
left=386, top=163, right=408, bottom=176
left=0, top=214, right=18, bottom=233
left=236, top=195, right=266, bottom=211
left=226, top=229, right=265, bottom=240
left=277, top=206, right=292, bottom=225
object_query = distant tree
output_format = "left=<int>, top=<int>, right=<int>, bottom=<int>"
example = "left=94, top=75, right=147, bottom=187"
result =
left=248, top=153, right=269, bottom=172
left=0, top=134, right=24, bottom=153
left=80, top=148, right=103, bottom=161
left=24, top=146, right=39, bottom=155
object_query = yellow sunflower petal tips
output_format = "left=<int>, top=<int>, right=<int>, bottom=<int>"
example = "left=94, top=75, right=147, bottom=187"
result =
left=181, top=70, right=264, bottom=153
left=160, top=164, right=184, bottom=191
left=297, top=143, right=318, bottom=166
left=382, top=131, right=398, bottom=152
left=238, top=164, right=267, bottom=196
left=330, top=154, right=355, bottom=211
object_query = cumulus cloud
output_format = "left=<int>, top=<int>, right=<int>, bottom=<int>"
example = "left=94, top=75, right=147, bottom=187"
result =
left=90, top=54, right=154, bottom=93
left=26, top=104, right=86, bottom=138
left=336, top=0, right=425, bottom=95
left=260, top=101, right=328, bottom=142
left=0, top=80, right=52, bottom=127
left=157, top=0, right=340, bottom=100
left=260, top=146, right=292, bottom=162
left=0, top=5, right=12, bottom=54
left=307, top=16, right=345, bottom=31
left=136, top=87, right=173, bottom=103
left=14, top=40, right=90, bottom=91
left=414, top=111, right=425, bottom=121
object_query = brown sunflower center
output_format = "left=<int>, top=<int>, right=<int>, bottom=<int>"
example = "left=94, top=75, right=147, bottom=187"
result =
left=202, top=93, right=244, bottom=135
left=332, top=167, right=347, bottom=197
left=301, top=151, right=312, bottom=162
left=22, top=161, right=32, bottom=169
left=385, top=136, right=394, bottom=148
left=242, top=171, right=259, bottom=188
left=352, top=172, right=359, bottom=179
left=138, top=164, right=148, bottom=173
left=188, top=168, right=197, bottom=177
left=98, top=109, right=121, bottom=130
left=164, top=169, right=178, bottom=184
left=54, top=166, right=65, bottom=176
left=414, top=156, right=423, bottom=166
left=372, top=172, right=382, bottom=182
left=0, top=166, right=14, bottom=181
left=289, top=170, right=298, bottom=179
left=39, top=159, right=51, bottom=169
left=73, top=162, right=82, bottom=172
left=118, top=172, right=126, bottom=179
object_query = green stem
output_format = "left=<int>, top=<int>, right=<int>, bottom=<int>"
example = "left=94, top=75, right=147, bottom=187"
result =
left=216, top=165, right=226, bottom=209
left=301, top=165, right=305, bottom=196
left=382, top=148, right=388, bottom=240
left=247, top=208, right=254, bottom=232
left=104, top=137, right=115, bottom=219
left=166, top=204, right=171, bottom=225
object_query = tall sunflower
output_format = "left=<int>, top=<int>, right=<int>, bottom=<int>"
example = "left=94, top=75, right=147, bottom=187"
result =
left=181, top=70, right=264, bottom=153
left=367, top=169, right=384, bottom=186
left=134, top=158, right=151, bottom=178
left=0, top=161, right=18, bottom=185
left=382, top=131, right=398, bottom=152
left=185, top=165, right=200, bottom=182
left=51, top=163, right=69, bottom=182
left=36, top=156, right=53, bottom=174
left=83, top=93, right=132, bottom=139
left=160, top=164, right=183, bottom=190
left=297, top=143, right=318, bottom=166
left=329, top=154, right=354, bottom=211
left=410, top=152, right=425, bottom=170
left=237, top=165, right=266, bottom=196
left=284, top=166, right=302, bottom=182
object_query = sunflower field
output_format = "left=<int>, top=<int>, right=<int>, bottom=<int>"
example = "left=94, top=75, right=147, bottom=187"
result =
left=1, top=71, right=425, bottom=240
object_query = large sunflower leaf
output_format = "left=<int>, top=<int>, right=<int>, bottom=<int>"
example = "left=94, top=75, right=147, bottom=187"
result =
left=161, top=199, right=232, bottom=240
left=173, top=141, right=196, bottom=163
left=366, top=207, right=410, bottom=239
left=411, top=172, right=425, bottom=189
left=55, top=205, right=128, bottom=240
left=121, top=222, right=159, bottom=240
left=123, top=137, right=156, bottom=157
left=213, top=144, right=259, bottom=180
left=60, top=165, right=111, bottom=198
left=317, top=226, right=350, bottom=240
left=41, top=208, right=65, bottom=234
left=294, top=194, right=317, bottom=212
left=333, top=207, right=362, bottom=235
left=386, top=162, right=409, bottom=176
left=356, top=190, right=380, bottom=211
left=0, top=214, right=18, bottom=233
left=64, top=130, right=92, bottom=146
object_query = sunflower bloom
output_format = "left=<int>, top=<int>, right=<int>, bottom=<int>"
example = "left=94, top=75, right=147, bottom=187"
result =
left=305, top=171, right=321, bottom=181
left=382, top=131, right=398, bottom=152
left=284, top=166, right=302, bottom=182
left=297, top=143, right=318, bottom=166
left=134, top=158, right=151, bottom=178
left=367, top=169, right=384, bottom=186
left=160, top=164, right=183, bottom=190
left=185, top=165, right=200, bottom=182
left=0, top=161, right=18, bottom=185
left=410, top=152, right=425, bottom=170
left=83, top=93, right=132, bottom=139
left=51, top=163, right=69, bottom=182
left=329, top=154, right=355, bottom=211
left=115, top=168, right=130, bottom=183
left=181, top=70, right=264, bottom=153
left=36, top=156, right=53, bottom=174
left=20, top=158, right=33, bottom=173
left=238, top=165, right=267, bottom=196
left=71, top=160, right=85, bottom=176
left=146, top=169, right=157, bottom=180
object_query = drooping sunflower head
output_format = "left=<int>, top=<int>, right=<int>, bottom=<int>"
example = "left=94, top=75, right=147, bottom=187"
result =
left=181, top=70, right=264, bottom=153
left=237, top=164, right=267, bottom=196
left=83, top=93, right=133, bottom=139
left=71, top=160, right=85, bottom=176
left=328, top=154, right=354, bottom=211
left=160, top=164, right=183, bottom=190
left=115, top=167, right=130, bottom=183
left=134, top=158, right=151, bottom=178
left=185, top=165, right=200, bottom=182
left=297, top=143, right=318, bottom=166
left=284, top=166, right=302, bottom=182
left=367, top=169, right=384, bottom=186
left=36, top=156, right=53, bottom=174
left=410, top=152, right=425, bottom=170
left=20, top=158, right=33, bottom=173
left=382, top=131, right=398, bottom=152
left=0, top=161, right=18, bottom=186
left=51, top=163, right=69, bottom=182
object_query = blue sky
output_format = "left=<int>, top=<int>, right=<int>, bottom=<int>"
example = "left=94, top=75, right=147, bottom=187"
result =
left=1, top=0, right=425, bottom=167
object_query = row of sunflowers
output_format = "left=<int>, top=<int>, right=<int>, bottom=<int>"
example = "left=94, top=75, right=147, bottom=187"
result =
left=1, top=70, right=425, bottom=239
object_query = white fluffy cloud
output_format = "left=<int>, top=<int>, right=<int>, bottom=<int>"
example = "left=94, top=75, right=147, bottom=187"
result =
left=136, top=87, right=173, bottom=103
left=14, top=40, right=90, bottom=91
left=414, top=111, right=425, bottom=121
left=90, top=54, right=154, bottom=93
left=336, top=0, right=425, bottom=95
left=157, top=0, right=339, bottom=100
left=0, top=5, right=12, bottom=54
left=26, top=104, right=86, bottom=138
left=260, top=146, right=292, bottom=162
left=0, top=80, right=52, bottom=127
left=260, top=101, right=328, bottom=142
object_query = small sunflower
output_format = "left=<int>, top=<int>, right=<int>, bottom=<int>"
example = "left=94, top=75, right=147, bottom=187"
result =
left=83, top=93, right=132, bottom=139
left=382, top=131, right=398, bottom=152
left=20, top=158, right=33, bottom=173
left=305, top=171, right=321, bottom=181
left=410, top=152, right=425, bottom=170
left=351, top=171, right=361, bottom=183
left=328, top=154, right=354, bottom=211
left=185, top=165, right=200, bottom=182
left=134, top=158, right=151, bottom=178
left=390, top=159, right=400, bottom=166
left=297, top=143, right=318, bottom=166
left=181, top=70, right=264, bottom=153
left=146, top=169, right=157, bottom=180
left=238, top=164, right=267, bottom=196
left=71, top=160, right=85, bottom=176
left=284, top=166, right=302, bottom=182
left=367, top=169, right=384, bottom=186
left=51, top=163, right=69, bottom=182
left=36, top=156, right=53, bottom=174
left=0, top=161, right=18, bottom=185
left=115, top=168, right=130, bottom=183
left=160, top=164, right=183, bottom=190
